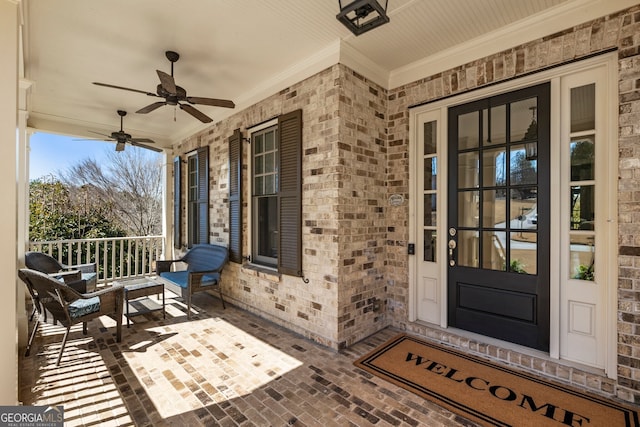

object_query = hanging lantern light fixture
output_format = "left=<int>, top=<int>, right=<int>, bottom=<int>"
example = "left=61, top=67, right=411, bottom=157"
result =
left=337, top=0, right=390, bottom=36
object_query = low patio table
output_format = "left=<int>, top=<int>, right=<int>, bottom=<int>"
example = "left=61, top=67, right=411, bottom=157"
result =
left=119, top=279, right=165, bottom=328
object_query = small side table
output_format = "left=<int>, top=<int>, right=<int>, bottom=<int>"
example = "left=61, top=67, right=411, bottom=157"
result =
left=123, top=281, right=165, bottom=327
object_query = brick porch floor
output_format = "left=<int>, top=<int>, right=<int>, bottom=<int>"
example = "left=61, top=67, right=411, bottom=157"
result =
left=19, top=291, right=477, bottom=427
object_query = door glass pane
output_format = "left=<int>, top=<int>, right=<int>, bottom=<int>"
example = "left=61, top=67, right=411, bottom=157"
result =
left=423, top=194, right=437, bottom=226
left=509, top=232, right=537, bottom=274
left=483, top=147, right=506, bottom=187
left=511, top=97, right=538, bottom=142
left=510, top=187, right=537, bottom=230
left=570, top=234, right=595, bottom=281
left=570, top=185, right=595, bottom=230
left=424, top=230, right=436, bottom=262
left=424, top=157, right=437, bottom=190
left=458, top=191, right=479, bottom=228
left=457, top=230, right=479, bottom=268
left=570, top=136, right=595, bottom=181
left=510, top=144, right=537, bottom=185
left=458, top=111, right=479, bottom=149
left=571, top=84, right=595, bottom=132
left=458, top=152, right=479, bottom=188
left=483, top=189, right=507, bottom=228
left=424, top=121, right=437, bottom=154
left=484, top=105, right=506, bottom=145
left=482, top=231, right=506, bottom=271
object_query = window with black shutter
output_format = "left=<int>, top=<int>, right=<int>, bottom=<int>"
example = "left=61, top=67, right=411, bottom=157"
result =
left=249, top=109, right=302, bottom=276
left=187, top=146, right=209, bottom=247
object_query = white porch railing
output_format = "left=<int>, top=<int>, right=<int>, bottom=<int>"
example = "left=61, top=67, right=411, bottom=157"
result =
left=28, top=236, right=164, bottom=284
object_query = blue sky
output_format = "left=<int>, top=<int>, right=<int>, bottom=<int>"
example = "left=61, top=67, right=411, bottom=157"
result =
left=29, top=132, right=162, bottom=180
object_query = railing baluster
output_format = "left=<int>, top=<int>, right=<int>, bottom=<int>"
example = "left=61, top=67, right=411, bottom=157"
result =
left=28, top=236, right=164, bottom=283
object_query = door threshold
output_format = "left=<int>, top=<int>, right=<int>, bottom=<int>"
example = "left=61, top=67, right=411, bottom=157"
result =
left=407, top=321, right=609, bottom=389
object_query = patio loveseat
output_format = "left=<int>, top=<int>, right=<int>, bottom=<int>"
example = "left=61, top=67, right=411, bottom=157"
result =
left=156, top=244, right=228, bottom=318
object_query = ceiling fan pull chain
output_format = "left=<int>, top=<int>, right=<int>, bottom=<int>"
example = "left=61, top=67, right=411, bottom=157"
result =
left=174, top=106, right=177, bottom=122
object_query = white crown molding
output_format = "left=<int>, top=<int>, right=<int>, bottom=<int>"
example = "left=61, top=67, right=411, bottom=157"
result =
left=171, top=40, right=343, bottom=144
left=389, top=0, right=638, bottom=89
left=338, top=40, right=390, bottom=89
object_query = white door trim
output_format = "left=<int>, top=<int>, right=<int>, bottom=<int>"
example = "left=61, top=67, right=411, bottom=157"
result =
left=408, top=52, right=617, bottom=376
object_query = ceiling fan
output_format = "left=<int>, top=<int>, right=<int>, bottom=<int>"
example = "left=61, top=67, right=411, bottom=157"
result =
left=81, top=110, right=162, bottom=152
left=93, top=50, right=235, bottom=123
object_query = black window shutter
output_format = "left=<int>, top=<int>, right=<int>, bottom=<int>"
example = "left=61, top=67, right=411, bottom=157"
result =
left=229, top=129, right=243, bottom=263
left=197, top=146, right=209, bottom=244
left=277, top=109, right=302, bottom=276
left=173, top=156, right=181, bottom=249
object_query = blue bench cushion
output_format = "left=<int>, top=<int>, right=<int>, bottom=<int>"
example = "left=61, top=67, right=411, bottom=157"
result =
left=68, top=296, right=100, bottom=319
left=160, top=271, right=220, bottom=289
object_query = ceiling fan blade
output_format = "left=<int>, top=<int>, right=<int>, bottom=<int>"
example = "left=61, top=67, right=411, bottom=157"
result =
left=88, top=130, right=113, bottom=139
left=136, top=101, right=167, bottom=114
left=130, top=137, right=156, bottom=144
left=129, top=141, right=163, bottom=152
left=156, top=70, right=177, bottom=94
left=180, top=104, right=213, bottom=123
left=93, top=82, right=157, bottom=97
left=187, top=96, right=235, bottom=109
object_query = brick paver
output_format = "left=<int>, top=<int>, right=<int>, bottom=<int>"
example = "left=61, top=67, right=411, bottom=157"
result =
left=19, top=292, right=476, bottom=426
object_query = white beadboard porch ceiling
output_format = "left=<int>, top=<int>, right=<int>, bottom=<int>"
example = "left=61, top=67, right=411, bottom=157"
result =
left=21, top=0, right=631, bottom=148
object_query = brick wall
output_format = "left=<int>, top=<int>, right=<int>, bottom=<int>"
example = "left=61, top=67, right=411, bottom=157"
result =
left=172, top=64, right=389, bottom=349
left=386, top=4, right=640, bottom=403
left=170, top=3, right=640, bottom=403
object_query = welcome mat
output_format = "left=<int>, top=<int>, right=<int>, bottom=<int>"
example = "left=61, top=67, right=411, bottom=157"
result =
left=355, top=334, right=639, bottom=427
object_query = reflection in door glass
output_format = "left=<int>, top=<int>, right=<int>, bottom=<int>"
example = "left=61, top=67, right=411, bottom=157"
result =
left=458, top=111, right=479, bottom=149
left=570, top=234, right=594, bottom=280
left=570, top=185, right=595, bottom=230
left=571, top=84, right=595, bottom=132
left=458, top=191, right=479, bottom=228
left=511, top=97, right=538, bottom=142
left=424, top=121, right=437, bottom=154
left=510, top=188, right=537, bottom=230
left=423, top=194, right=437, bottom=226
left=424, top=230, right=436, bottom=262
left=482, top=189, right=507, bottom=228
left=482, top=231, right=506, bottom=271
left=570, top=136, right=595, bottom=181
left=509, top=232, right=537, bottom=274
left=458, top=152, right=479, bottom=188
left=510, top=144, right=537, bottom=185
left=483, top=105, right=507, bottom=145
left=483, top=147, right=506, bottom=187
left=424, top=158, right=437, bottom=190
left=457, top=230, right=479, bottom=268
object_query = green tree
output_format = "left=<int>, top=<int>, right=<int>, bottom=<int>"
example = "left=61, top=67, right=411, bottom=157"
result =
left=29, top=176, right=125, bottom=241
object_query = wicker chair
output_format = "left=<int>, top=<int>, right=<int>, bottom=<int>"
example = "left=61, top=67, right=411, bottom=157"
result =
left=25, top=251, right=98, bottom=293
left=18, top=268, right=123, bottom=365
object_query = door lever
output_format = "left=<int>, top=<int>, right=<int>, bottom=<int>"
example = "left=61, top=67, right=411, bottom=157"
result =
left=448, top=239, right=457, bottom=266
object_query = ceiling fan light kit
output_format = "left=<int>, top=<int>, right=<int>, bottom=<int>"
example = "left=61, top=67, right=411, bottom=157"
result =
left=93, top=50, right=235, bottom=124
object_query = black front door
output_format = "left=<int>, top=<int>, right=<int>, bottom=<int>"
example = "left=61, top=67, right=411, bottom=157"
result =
left=447, top=83, right=550, bottom=351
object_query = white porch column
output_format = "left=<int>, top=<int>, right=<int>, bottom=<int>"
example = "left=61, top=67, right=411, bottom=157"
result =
left=0, top=0, right=20, bottom=405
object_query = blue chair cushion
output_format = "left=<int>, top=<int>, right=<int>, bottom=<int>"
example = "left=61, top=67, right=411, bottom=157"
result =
left=68, top=297, right=100, bottom=319
left=82, top=272, right=97, bottom=283
left=159, top=271, right=220, bottom=289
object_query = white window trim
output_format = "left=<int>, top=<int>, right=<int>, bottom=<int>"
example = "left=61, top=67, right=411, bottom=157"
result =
left=247, top=118, right=278, bottom=270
